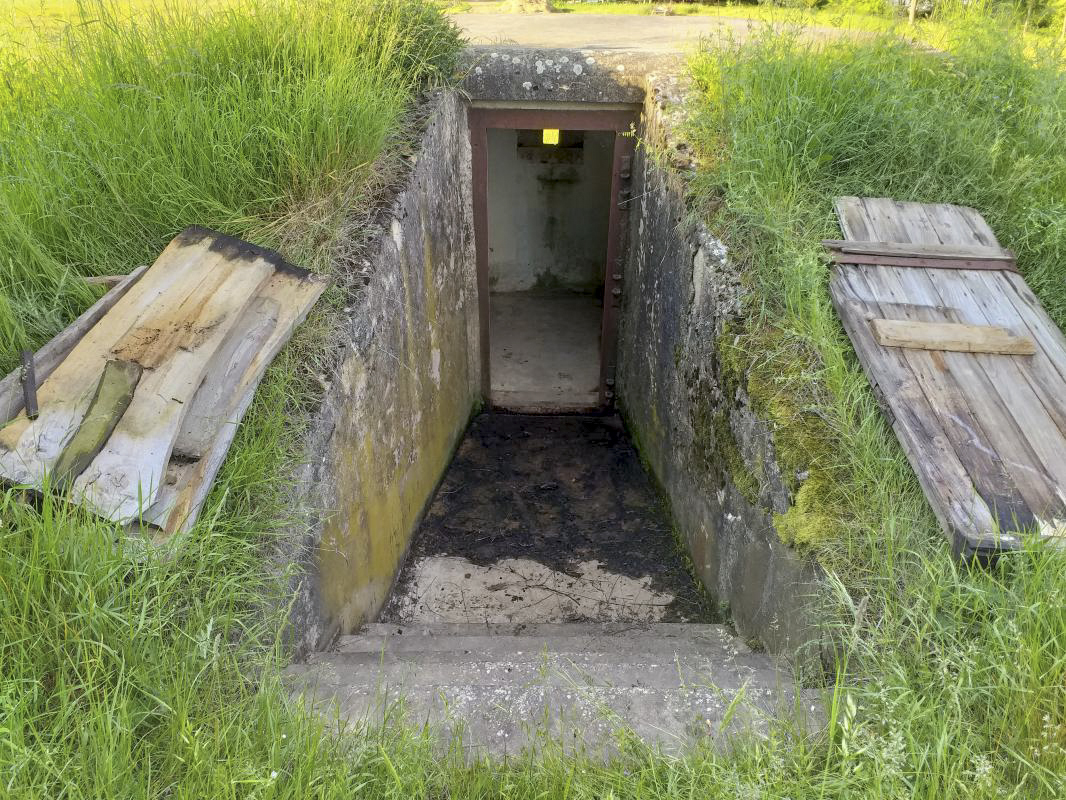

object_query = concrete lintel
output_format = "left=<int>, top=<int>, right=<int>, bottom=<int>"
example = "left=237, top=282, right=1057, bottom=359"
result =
left=461, top=46, right=683, bottom=105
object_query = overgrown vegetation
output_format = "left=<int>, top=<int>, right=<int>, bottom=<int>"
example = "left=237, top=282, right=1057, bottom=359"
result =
left=0, top=0, right=460, bottom=374
left=687, top=20, right=1066, bottom=796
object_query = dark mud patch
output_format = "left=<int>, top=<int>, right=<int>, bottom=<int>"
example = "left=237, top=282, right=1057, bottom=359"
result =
left=383, top=413, right=714, bottom=622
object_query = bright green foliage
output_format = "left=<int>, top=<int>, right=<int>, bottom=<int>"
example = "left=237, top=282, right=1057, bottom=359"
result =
left=0, top=0, right=460, bottom=374
left=689, top=25, right=1066, bottom=554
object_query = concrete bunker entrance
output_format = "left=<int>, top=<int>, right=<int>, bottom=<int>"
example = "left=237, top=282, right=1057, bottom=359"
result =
left=372, top=104, right=710, bottom=626
left=299, top=85, right=819, bottom=674
left=471, top=107, right=637, bottom=413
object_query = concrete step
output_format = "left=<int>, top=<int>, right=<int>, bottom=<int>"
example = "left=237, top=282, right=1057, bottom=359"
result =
left=335, top=622, right=748, bottom=658
left=285, top=623, right=819, bottom=757
left=289, top=650, right=778, bottom=691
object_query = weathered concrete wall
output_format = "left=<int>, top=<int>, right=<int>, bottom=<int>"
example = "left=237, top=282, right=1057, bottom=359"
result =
left=487, top=128, right=613, bottom=292
left=283, top=92, right=479, bottom=655
left=617, top=85, right=827, bottom=665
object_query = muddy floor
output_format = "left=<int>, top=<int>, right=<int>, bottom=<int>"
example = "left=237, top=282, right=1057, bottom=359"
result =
left=381, top=414, right=713, bottom=624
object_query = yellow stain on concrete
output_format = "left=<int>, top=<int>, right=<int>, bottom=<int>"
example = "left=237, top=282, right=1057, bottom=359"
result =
left=315, top=218, right=474, bottom=634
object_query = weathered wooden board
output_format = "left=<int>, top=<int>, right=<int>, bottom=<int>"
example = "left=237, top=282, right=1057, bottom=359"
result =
left=870, top=319, right=1036, bottom=355
left=0, top=238, right=227, bottom=489
left=0, top=227, right=326, bottom=538
left=0, top=264, right=149, bottom=425
left=71, top=238, right=275, bottom=522
left=822, top=239, right=1013, bottom=261
left=143, top=267, right=327, bottom=535
left=830, top=197, right=1066, bottom=556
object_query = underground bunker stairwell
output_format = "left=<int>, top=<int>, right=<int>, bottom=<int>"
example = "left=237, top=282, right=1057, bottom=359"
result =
left=293, top=71, right=825, bottom=669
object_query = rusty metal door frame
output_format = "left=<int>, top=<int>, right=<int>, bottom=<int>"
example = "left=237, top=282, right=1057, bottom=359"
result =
left=468, top=107, right=638, bottom=409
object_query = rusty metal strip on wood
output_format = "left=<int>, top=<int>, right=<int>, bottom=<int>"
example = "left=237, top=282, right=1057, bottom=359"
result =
left=827, top=250, right=1020, bottom=273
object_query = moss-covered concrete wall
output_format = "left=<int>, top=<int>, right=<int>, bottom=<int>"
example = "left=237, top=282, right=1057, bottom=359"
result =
left=285, top=92, right=480, bottom=654
left=617, top=85, right=826, bottom=664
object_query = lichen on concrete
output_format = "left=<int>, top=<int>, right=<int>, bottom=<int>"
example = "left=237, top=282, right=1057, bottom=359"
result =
left=282, top=92, right=480, bottom=655
left=616, top=76, right=828, bottom=666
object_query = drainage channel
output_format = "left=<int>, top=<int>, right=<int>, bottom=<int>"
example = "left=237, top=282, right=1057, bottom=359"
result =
left=380, top=412, right=713, bottom=625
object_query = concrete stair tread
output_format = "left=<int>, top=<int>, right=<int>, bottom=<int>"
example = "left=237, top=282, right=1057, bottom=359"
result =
left=287, top=652, right=781, bottom=691
left=336, top=622, right=751, bottom=657
left=287, top=623, right=816, bottom=756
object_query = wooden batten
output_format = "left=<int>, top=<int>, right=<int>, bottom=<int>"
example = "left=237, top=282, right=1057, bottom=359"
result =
left=870, top=319, right=1037, bottom=356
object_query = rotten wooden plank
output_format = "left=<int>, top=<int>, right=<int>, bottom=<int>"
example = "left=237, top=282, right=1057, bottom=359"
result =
left=144, top=268, right=327, bottom=535
left=71, top=241, right=276, bottom=523
left=0, top=264, right=149, bottom=425
left=870, top=319, right=1036, bottom=355
left=0, top=242, right=221, bottom=488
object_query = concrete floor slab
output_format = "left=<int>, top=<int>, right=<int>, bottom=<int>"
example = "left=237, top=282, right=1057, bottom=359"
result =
left=489, top=292, right=601, bottom=411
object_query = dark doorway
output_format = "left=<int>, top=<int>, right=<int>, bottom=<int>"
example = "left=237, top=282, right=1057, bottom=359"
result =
left=469, top=108, right=637, bottom=411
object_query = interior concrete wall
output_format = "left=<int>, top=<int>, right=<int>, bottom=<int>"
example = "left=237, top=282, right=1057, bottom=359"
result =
left=616, top=86, right=828, bottom=668
left=487, top=128, right=614, bottom=292
left=282, top=92, right=480, bottom=655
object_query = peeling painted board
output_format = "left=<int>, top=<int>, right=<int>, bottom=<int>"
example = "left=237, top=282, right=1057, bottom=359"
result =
left=71, top=245, right=275, bottom=523
left=0, top=238, right=227, bottom=487
left=0, top=265, right=149, bottom=425
left=143, top=268, right=327, bottom=535
left=831, top=196, right=1066, bottom=551
left=870, top=319, right=1036, bottom=355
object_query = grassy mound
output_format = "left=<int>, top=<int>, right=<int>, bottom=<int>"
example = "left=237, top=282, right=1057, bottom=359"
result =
left=688, top=21, right=1066, bottom=797
left=0, top=0, right=461, bottom=375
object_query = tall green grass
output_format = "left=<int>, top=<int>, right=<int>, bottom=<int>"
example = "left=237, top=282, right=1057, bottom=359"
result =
left=0, top=0, right=461, bottom=374
left=3, top=1, right=1065, bottom=796
left=687, top=21, right=1066, bottom=797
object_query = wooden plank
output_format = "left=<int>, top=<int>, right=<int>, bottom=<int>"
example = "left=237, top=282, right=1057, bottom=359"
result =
left=822, top=239, right=1013, bottom=260
left=52, top=360, right=142, bottom=491
left=0, top=239, right=223, bottom=488
left=0, top=264, right=149, bottom=425
left=870, top=319, right=1036, bottom=355
left=836, top=197, right=1039, bottom=541
left=144, top=268, right=327, bottom=535
left=829, top=277, right=998, bottom=543
left=913, top=203, right=1066, bottom=501
left=844, top=266, right=1036, bottom=536
left=71, top=242, right=275, bottom=523
left=867, top=198, right=1066, bottom=528
left=827, top=251, right=1019, bottom=272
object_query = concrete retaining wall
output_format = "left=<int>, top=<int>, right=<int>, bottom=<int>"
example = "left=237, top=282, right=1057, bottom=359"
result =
left=617, top=87, right=827, bottom=664
left=284, top=92, right=480, bottom=655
